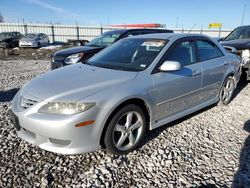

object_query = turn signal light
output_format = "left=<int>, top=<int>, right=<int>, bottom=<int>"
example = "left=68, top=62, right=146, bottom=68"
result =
left=75, top=120, right=95, bottom=127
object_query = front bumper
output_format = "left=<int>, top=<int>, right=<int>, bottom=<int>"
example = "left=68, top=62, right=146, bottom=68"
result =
left=10, top=93, right=101, bottom=154
left=0, top=41, right=8, bottom=48
left=19, top=41, right=35, bottom=47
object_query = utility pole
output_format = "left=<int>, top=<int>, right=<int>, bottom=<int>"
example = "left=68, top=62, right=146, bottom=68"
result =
left=241, top=4, right=247, bottom=26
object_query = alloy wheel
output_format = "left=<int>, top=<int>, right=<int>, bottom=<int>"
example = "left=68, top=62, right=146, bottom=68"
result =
left=220, top=77, right=235, bottom=104
left=112, top=111, right=143, bottom=151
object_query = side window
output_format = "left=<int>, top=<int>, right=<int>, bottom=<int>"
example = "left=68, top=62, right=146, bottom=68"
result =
left=127, top=31, right=142, bottom=37
left=12, top=32, right=17, bottom=37
left=196, top=40, right=223, bottom=61
left=165, top=41, right=196, bottom=66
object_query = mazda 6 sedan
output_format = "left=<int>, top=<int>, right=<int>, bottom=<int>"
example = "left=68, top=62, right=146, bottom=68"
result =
left=9, top=33, right=242, bottom=155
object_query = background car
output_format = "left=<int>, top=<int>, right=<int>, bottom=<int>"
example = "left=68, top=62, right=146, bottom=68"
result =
left=51, top=28, right=173, bottom=70
left=19, top=33, right=50, bottom=48
left=0, top=31, right=22, bottom=48
left=220, top=25, right=250, bottom=80
left=10, top=33, right=241, bottom=155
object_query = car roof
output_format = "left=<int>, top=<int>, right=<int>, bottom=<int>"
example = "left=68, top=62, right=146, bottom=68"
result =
left=105, top=28, right=173, bottom=34
left=237, top=25, right=250, bottom=29
left=127, top=33, right=207, bottom=40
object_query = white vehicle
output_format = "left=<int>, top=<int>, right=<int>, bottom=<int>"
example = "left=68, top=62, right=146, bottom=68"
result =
left=19, top=33, right=50, bottom=48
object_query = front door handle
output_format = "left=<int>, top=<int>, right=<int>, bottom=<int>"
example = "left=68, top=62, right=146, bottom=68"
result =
left=192, top=70, right=201, bottom=76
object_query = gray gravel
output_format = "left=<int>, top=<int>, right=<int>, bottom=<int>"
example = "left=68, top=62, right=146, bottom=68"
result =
left=0, top=60, right=250, bottom=187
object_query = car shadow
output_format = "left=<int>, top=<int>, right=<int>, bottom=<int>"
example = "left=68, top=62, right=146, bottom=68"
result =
left=0, top=88, right=19, bottom=102
left=140, top=103, right=217, bottom=148
left=232, top=119, right=250, bottom=187
left=231, top=77, right=248, bottom=101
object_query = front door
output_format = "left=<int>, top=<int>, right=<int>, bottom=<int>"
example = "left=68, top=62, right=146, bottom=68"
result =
left=151, top=40, right=202, bottom=121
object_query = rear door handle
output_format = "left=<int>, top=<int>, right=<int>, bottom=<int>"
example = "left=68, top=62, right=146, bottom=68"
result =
left=223, top=61, right=229, bottom=66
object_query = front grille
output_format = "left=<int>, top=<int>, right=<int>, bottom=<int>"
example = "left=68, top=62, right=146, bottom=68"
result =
left=20, top=96, right=38, bottom=109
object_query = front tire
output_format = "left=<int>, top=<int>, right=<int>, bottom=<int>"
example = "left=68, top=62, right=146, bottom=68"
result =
left=37, top=42, right=41, bottom=48
left=218, top=76, right=236, bottom=105
left=104, top=104, right=146, bottom=155
left=75, top=41, right=82, bottom=46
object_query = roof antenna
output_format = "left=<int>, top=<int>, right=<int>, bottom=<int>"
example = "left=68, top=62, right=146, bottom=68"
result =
left=241, top=4, right=247, bottom=26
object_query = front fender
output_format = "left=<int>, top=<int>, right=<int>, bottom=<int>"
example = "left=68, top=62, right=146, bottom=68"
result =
left=79, top=75, right=155, bottom=142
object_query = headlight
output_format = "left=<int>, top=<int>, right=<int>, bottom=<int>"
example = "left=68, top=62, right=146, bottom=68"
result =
left=242, top=49, right=250, bottom=65
left=38, top=102, right=95, bottom=114
left=64, top=53, right=84, bottom=65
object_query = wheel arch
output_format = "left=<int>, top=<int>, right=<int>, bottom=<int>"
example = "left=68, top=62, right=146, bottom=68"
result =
left=99, top=98, right=151, bottom=148
left=223, top=71, right=236, bottom=85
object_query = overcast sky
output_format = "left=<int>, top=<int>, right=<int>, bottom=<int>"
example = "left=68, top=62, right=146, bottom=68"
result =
left=0, top=0, right=249, bottom=29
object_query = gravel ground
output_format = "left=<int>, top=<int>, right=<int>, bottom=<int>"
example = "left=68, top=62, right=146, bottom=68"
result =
left=0, top=60, right=250, bottom=188
left=0, top=44, right=70, bottom=61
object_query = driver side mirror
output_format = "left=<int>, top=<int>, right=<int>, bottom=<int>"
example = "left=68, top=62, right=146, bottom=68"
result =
left=159, top=61, right=181, bottom=72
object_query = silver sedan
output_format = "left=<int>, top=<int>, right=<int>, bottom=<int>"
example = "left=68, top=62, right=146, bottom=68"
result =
left=10, top=33, right=242, bottom=155
left=19, top=33, right=50, bottom=48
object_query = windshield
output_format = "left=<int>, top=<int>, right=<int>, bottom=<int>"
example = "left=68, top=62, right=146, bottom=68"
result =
left=87, top=30, right=123, bottom=47
left=87, top=38, right=167, bottom=71
left=0, top=32, right=12, bottom=38
left=225, top=26, right=250, bottom=41
left=24, top=34, right=37, bottom=38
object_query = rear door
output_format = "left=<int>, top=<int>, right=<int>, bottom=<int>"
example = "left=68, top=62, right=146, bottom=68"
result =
left=195, top=39, right=228, bottom=101
left=151, top=38, right=202, bottom=121
left=38, top=34, right=43, bottom=45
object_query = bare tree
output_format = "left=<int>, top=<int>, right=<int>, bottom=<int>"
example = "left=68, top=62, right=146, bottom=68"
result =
left=0, top=12, right=4, bottom=23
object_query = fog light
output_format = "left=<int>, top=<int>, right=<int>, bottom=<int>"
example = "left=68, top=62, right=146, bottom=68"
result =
left=49, top=138, right=71, bottom=146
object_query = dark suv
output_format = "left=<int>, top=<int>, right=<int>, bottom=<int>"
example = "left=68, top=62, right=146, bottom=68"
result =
left=0, top=31, right=22, bottom=48
left=51, top=28, right=173, bottom=70
left=220, top=25, right=250, bottom=80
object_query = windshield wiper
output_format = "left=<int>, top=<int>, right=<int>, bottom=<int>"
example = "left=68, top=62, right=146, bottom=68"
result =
left=86, top=44, right=102, bottom=47
left=95, top=64, right=126, bottom=71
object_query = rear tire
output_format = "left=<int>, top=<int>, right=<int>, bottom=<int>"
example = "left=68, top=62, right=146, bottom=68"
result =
left=104, top=104, right=146, bottom=155
left=218, top=76, right=236, bottom=105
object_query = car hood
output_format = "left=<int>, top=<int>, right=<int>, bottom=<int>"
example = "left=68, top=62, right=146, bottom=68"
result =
left=22, top=64, right=137, bottom=102
left=54, top=45, right=103, bottom=57
left=220, top=39, right=250, bottom=50
left=20, top=37, right=36, bottom=42
left=0, top=37, right=11, bottom=42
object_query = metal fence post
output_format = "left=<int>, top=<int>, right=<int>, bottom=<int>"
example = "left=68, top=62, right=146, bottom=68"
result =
left=76, top=26, right=79, bottom=40
left=100, top=27, right=103, bottom=34
left=23, top=24, right=28, bottom=35
left=218, top=26, right=222, bottom=38
left=51, top=25, right=55, bottom=43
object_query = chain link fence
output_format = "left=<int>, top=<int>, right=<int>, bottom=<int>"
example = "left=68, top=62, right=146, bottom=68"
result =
left=0, top=22, right=233, bottom=43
